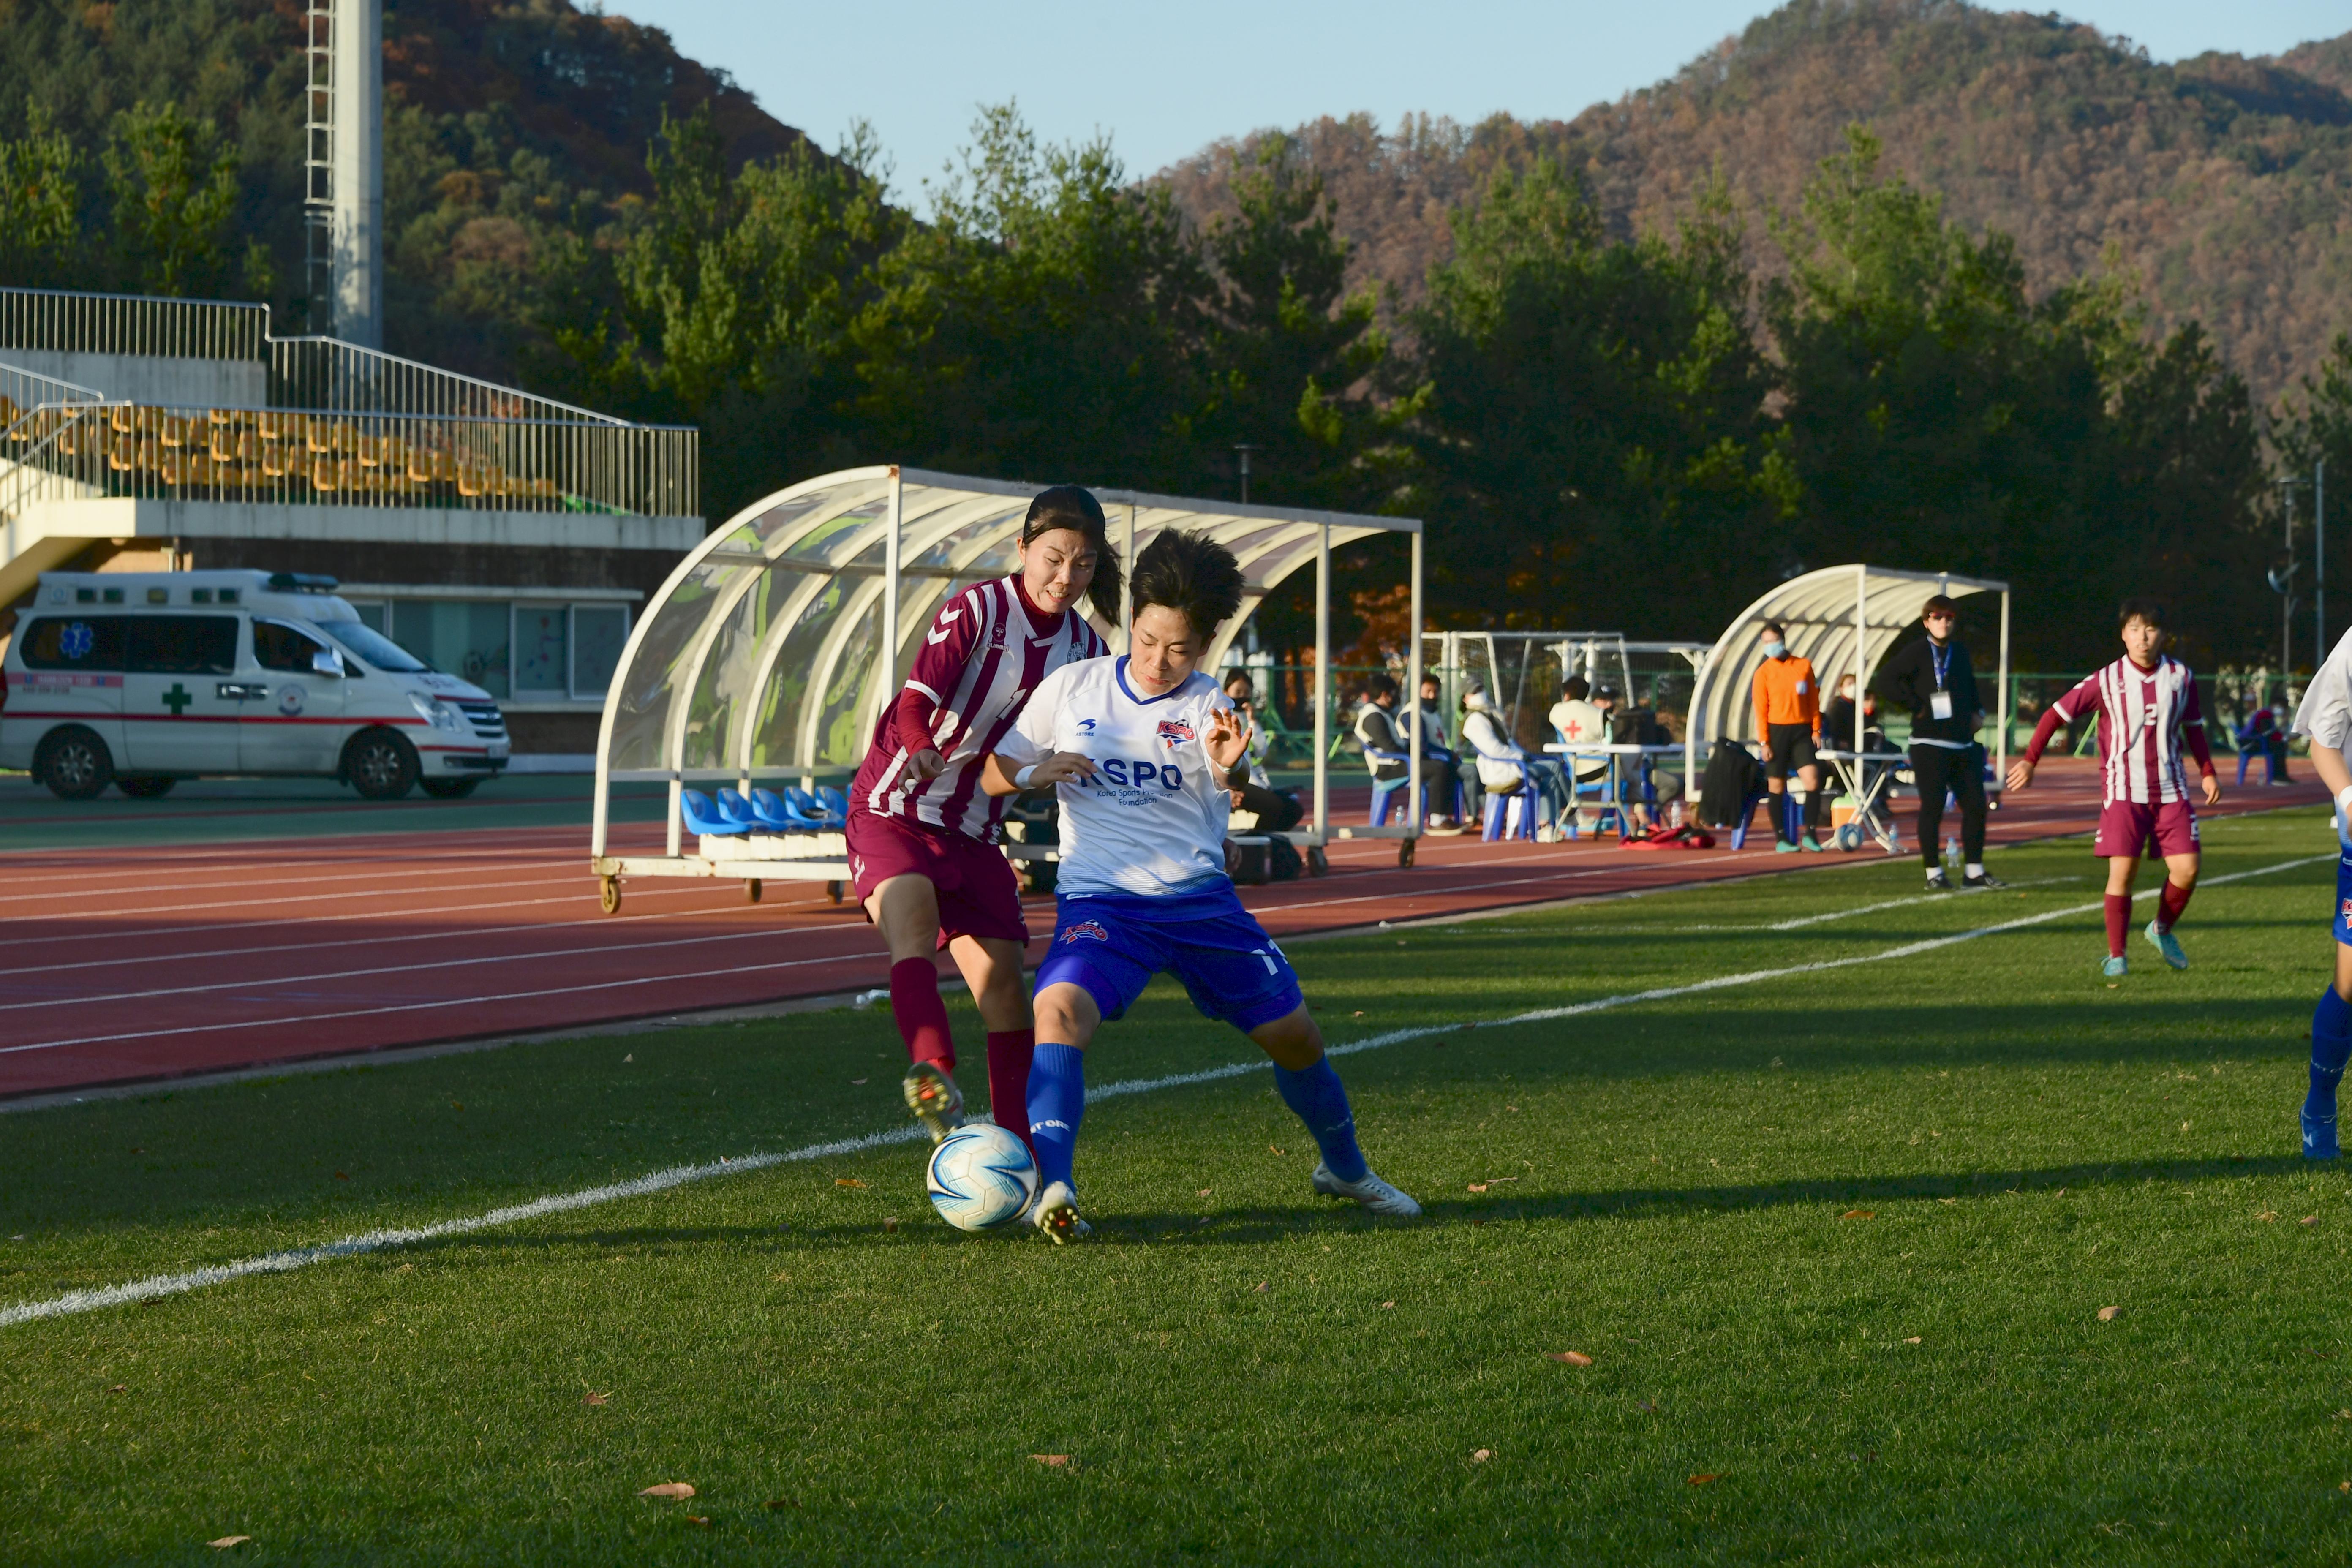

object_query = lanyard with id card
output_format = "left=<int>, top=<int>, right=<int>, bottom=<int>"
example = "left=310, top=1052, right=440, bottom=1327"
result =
left=1929, top=642, right=1954, bottom=721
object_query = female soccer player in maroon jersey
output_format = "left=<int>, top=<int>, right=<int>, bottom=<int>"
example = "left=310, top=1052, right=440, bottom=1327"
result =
left=2006, top=599, right=2220, bottom=977
left=845, top=486, right=1117, bottom=1145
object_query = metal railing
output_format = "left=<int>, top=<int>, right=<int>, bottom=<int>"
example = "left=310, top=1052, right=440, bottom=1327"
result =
left=0, top=360, right=102, bottom=433
left=0, top=287, right=270, bottom=361
left=267, top=337, right=626, bottom=424
left=1, top=401, right=697, bottom=520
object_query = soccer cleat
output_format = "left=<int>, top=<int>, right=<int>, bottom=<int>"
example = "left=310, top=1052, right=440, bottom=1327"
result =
left=1028, top=1179, right=1090, bottom=1243
left=1774, top=839, right=1802, bottom=854
left=902, top=1060, right=964, bottom=1143
left=2144, top=921, right=2188, bottom=971
left=1800, top=835, right=1827, bottom=852
left=2101, top=955, right=2129, bottom=978
left=1925, top=871, right=1953, bottom=893
left=1311, top=1162, right=1424, bottom=1217
left=1963, top=871, right=2007, bottom=890
left=2305, top=1106, right=2341, bottom=1160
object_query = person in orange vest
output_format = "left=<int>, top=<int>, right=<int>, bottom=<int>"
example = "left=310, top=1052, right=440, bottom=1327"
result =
left=1751, top=621, right=1825, bottom=852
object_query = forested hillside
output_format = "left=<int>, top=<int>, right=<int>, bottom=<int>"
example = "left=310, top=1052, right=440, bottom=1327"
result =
left=1162, top=0, right=2352, bottom=405
left=4, top=0, right=2352, bottom=668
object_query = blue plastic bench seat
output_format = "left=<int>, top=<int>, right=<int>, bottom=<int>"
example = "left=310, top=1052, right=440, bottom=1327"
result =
left=681, top=788, right=748, bottom=837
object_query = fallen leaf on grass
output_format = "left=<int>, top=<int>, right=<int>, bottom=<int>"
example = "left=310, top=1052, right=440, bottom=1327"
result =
left=1252, top=1282, right=1270, bottom=1293
left=1469, top=1449, right=1493, bottom=1463
left=207, top=1536, right=250, bottom=1549
left=1903, top=1336, right=1922, bottom=1345
left=1687, top=1474, right=1719, bottom=1486
left=1031, top=1454, right=1072, bottom=1467
left=2306, top=1349, right=2338, bottom=1360
left=2303, top=1215, right=2322, bottom=1227
left=2097, top=1306, right=2123, bottom=1322
left=1468, top=1183, right=1489, bottom=1193
left=683, top=1515, right=710, bottom=1526
left=334, top=1172, right=349, bottom=1181
left=1842, top=1210, right=1875, bottom=1220
left=623, top=1054, right=632, bottom=1062
left=882, top=1217, right=901, bottom=1233
left=835, top=1178, right=866, bottom=1189
left=107, top=1384, right=126, bottom=1393
left=1269, top=1145, right=1285, bottom=1157
left=850, top=1078, right=868, bottom=1086
left=1546, top=1351, right=1593, bottom=1367
left=451, top=1102, right=463, bottom=1111
left=583, top=1391, right=608, bottom=1406
left=1198, top=1188, right=1212, bottom=1198
left=2333, top=1409, right=2351, bottom=1421
left=394, top=1263, right=412, bottom=1274
left=640, top=1482, right=696, bottom=1499
left=1353, top=1010, right=1366, bottom=1018
left=1938, top=1198, right=1957, bottom=1206
left=1636, top=1401, right=1658, bottom=1414
left=2259, top=1211, right=2280, bottom=1222
left=1379, top=1301, right=1396, bottom=1309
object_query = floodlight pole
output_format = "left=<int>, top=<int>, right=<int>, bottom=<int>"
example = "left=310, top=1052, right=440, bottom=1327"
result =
left=1235, top=444, right=1258, bottom=506
left=1996, top=588, right=2011, bottom=786
left=1313, top=523, right=1330, bottom=845
left=1853, top=566, right=1866, bottom=758
left=2284, top=477, right=2300, bottom=673
left=2319, top=458, right=2330, bottom=661
left=884, top=466, right=903, bottom=694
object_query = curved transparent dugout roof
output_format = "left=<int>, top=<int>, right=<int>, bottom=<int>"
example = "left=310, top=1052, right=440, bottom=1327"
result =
left=1689, top=564, right=2009, bottom=750
left=599, top=466, right=1421, bottom=776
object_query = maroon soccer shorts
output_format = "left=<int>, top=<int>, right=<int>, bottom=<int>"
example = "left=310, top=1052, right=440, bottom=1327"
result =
left=2093, top=798, right=2199, bottom=860
left=845, top=808, right=1029, bottom=949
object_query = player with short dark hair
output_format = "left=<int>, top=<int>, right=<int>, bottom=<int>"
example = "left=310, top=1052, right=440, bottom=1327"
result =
left=2007, top=599, right=2219, bottom=977
left=983, top=528, right=1421, bottom=1240
left=846, top=485, right=1118, bottom=1148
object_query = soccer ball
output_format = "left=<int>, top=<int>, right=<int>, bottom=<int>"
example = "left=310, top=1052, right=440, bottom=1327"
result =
left=925, top=1123, right=1040, bottom=1233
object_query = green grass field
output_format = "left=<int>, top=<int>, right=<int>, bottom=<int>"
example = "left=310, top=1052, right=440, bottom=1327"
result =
left=7, top=809, right=2352, bottom=1564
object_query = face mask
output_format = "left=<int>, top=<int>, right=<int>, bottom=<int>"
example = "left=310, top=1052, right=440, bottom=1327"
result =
left=1761, top=641, right=1786, bottom=660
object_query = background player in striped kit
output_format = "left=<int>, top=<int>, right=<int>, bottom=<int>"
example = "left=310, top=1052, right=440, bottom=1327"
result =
left=2006, top=599, right=2219, bottom=977
left=844, top=486, right=1116, bottom=1146
left=2287, top=628, right=2352, bottom=1158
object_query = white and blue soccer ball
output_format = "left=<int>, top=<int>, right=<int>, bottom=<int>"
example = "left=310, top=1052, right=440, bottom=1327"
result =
left=926, top=1122, right=1040, bottom=1233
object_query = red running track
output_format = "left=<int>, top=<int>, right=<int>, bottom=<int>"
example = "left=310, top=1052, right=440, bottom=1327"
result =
left=0, top=759, right=2322, bottom=1097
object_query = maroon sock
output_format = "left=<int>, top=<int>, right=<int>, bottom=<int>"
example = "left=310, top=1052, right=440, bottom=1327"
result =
left=2156, top=879, right=2194, bottom=933
left=888, top=957, right=954, bottom=1070
left=2104, top=893, right=2131, bottom=958
left=986, top=1028, right=1036, bottom=1153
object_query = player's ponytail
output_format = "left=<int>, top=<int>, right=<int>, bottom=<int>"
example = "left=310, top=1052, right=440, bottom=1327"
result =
left=1022, top=485, right=1123, bottom=625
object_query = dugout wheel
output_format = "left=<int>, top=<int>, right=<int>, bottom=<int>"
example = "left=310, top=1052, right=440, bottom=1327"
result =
left=1308, top=846, right=1330, bottom=877
left=599, top=876, right=621, bottom=915
left=746, top=878, right=763, bottom=904
left=826, top=880, right=845, bottom=905
left=1398, top=838, right=1415, bottom=868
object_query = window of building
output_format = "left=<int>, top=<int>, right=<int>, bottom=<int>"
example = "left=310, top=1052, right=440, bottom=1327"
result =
left=336, top=595, right=631, bottom=700
left=570, top=605, right=629, bottom=700
left=392, top=600, right=510, bottom=697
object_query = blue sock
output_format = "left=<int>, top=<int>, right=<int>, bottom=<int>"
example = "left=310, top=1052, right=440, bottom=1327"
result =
left=1274, top=1058, right=1368, bottom=1183
left=1026, top=1043, right=1086, bottom=1191
left=2310, top=989, right=2352, bottom=1121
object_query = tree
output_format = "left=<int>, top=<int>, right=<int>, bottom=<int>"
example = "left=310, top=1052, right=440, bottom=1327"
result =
left=103, top=100, right=241, bottom=296
left=0, top=105, right=81, bottom=289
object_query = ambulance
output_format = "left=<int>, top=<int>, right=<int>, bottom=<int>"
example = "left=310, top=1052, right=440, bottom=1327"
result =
left=2, top=569, right=509, bottom=799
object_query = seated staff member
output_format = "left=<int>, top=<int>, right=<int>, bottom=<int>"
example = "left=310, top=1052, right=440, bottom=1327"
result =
left=1751, top=623, right=1824, bottom=852
left=1876, top=594, right=1999, bottom=890
left=1218, top=672, right=1303, bottom=834
left=845, top=485, right=1116, bottom=1147
left=983, top=529, right=1421, bottom=1241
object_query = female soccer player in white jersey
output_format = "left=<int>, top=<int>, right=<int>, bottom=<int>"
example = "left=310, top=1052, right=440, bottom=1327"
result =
left=981, top=529, right=1421, bottom=1241
left=845, top=486, right=1115, bottom=1147
left=2288, top=627, right=2352, bottom=1159
left=2006, top=599, right=2219, bottom=977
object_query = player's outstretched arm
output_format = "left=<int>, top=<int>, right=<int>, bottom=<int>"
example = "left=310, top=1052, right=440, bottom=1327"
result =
left=979, top=751, right=1097, bottom=798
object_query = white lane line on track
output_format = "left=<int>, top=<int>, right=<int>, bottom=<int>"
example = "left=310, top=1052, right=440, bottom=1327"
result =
left=5, top=849, right=2324, bottom=1328
left=0, top=948, right=886, bottom=1055
left=0, top=849, right=562, bottom=902
left=5, top=917, right=878, bottom=1016
left=0, top=870, right=599, bottom=939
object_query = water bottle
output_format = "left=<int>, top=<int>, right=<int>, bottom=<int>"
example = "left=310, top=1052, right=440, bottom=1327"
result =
left=1943, top=836, right=1959, bottom=875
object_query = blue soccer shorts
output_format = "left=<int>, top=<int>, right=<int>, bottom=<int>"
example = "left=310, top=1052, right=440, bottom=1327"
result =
left=1035, top=882, right=1304, bottom=1034
left=2335, top=848, right=2352, bottom=947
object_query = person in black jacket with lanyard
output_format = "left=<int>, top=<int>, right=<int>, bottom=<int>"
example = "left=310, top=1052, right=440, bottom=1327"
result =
left=1876, top=594, right=2004, bottom=891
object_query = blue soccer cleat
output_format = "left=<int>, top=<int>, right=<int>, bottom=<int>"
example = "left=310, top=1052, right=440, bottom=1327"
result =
left=2305, top=1106, right=2341, bottom=1161
left=2143, top=921, right=2188, bottom=971
left=2101, top=955, right=2128, bottom=979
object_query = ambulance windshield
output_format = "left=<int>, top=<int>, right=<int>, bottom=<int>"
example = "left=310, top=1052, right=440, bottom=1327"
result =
left=316, top=620, right=431, bottom=674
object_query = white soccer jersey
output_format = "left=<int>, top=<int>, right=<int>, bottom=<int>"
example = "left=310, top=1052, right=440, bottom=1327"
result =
left=2295, top=626, right=2352, bottom=751
left=996, top=656, right=1234, bottom=898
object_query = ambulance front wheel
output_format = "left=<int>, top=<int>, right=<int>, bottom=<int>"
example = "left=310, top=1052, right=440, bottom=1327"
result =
left=345, top=729, right=420, bottom=801
left=33, top=725, right=113, bottom=800
left=827, top=880, right=844, bottom=905
left=746, top=879, right=763, bottom=904
left=599, top=877, right=621, bottom=915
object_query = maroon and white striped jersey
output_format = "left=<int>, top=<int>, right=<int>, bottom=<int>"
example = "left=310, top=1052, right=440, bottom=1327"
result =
left=849, top=574, right=1108, bottom=842
left=2024, top=654, right=2214, bottom=806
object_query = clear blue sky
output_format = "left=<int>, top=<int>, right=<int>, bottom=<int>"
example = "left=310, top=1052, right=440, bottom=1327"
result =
left=601, top=1, right=2351, bottom=205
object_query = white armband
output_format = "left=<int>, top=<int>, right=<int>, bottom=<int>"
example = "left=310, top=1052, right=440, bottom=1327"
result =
left=2336, top=784, right=2352, bottom=815
left=1014, top=764, right=1039, bottom=789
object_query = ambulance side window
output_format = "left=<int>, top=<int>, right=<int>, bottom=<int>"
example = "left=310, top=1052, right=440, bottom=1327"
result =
left=254, top=620, right=330, bottom=674
left=124, top=616, right=238, bottom=675
left=19, top=616, right=125, bottom=670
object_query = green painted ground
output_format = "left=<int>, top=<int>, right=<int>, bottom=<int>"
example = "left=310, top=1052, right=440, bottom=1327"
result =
left=3, top=810, right=2348, bottom=1563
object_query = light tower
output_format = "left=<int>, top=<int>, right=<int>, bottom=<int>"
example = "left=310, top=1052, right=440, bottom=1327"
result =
left=302, top=0, right=383, bottom=348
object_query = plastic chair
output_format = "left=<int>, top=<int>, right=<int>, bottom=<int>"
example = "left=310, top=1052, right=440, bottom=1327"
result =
left=681, top=789, right=748, bottom=837
left=1366, top=748, right=1415, bottom=825
left=1724, top=786, right=1772, bottom=850
left=1482, top=776, right=1539, bottom=841
left=716, top=787, right=760, bottom=830
left=815, top=784, right=849, bottom=822
left=750, top=787, right=826, bottom=832
left=790, top=785, right=849, bottom=829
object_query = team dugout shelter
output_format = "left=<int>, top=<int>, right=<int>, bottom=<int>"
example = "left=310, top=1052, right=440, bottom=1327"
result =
left=590, top=466, right=1428, bottom=906
left=1683, top=564, right=2013, bottom=789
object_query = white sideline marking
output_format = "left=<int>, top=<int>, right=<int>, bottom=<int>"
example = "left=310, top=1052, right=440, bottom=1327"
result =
left=1, top=849, right=2328, bottom=1329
